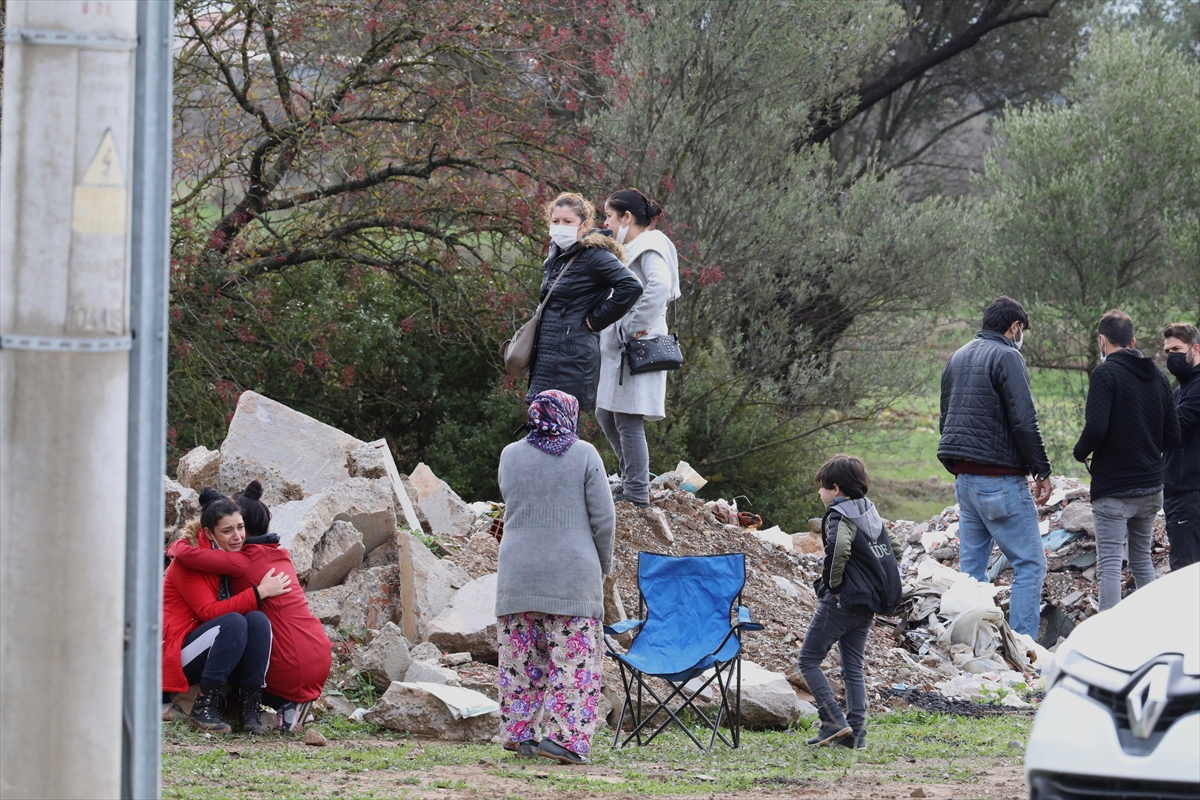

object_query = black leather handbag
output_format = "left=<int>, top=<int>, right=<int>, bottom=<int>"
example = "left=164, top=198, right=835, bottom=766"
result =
left=619, top=305, right=683, bottom=384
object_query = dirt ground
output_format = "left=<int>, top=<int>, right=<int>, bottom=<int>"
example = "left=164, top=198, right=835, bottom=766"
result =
left=162, top=736, right=1031, bottom=800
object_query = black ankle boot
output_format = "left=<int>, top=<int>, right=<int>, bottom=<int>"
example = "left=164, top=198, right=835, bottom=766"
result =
left=239, top=687, right=270, bottom=735
left=189, top=687, right=230, bottom=733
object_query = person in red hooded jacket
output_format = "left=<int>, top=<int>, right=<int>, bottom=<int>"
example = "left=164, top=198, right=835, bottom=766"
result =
left=162, top=489, right=291, bottom=734
left=167, top=481, right=333, bottom=732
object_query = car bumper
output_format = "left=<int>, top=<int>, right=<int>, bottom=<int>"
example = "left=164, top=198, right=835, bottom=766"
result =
left=1025, top=684, right=1200, bottom=790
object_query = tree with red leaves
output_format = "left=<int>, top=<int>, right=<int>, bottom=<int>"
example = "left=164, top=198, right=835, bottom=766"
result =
left=169, top=0, right=622, bottom=484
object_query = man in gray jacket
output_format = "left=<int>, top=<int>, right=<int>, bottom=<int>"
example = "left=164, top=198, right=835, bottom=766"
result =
left=938, top=297, right=1052, bottom=638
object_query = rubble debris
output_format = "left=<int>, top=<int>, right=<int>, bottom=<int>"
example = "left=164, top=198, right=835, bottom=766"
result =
left=351, top=621, right=412, bottom=688
left=408, top=463, right=477, bottom=540
left=303, top=728, right=328, bottom=746
left=404, top=661, right=461, bottom=686
left=409, top=641, right=442, bottom=663
left=219, top=391, right=363, bottom=504
left=427, top=573, right=499, bottom=663
left=307, top=521, right=365, bottom=591
left=400, top=531, right=471, bottom=642
left=732, top=661, right=816, bottom=728
left=164, top=478, right=199, bottom=531
left=176, top=446, right=220, bottom=493
left=363, top=683, right=498, bottom=742
left=306, top=585, right=351, bottom=627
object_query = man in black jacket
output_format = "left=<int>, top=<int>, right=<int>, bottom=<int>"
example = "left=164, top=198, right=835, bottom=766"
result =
left=939, top=296, right=1052, bottom=638
left=1162, top=322, right=1200, bottom=570
left=1073, top=310, right=1180, bottom=610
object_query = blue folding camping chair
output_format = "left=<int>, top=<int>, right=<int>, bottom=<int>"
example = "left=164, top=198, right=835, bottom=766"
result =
left=604, top=552, right=762, bottom=750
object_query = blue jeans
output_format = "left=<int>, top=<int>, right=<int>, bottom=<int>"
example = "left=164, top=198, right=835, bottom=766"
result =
left=797, top=596, right=873, bottom=735
left=955, top=474, right=1046, bottom=638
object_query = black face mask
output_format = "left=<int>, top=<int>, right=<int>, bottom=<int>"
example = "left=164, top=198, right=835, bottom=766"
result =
left=1167, top=351, right=1193, bottom=378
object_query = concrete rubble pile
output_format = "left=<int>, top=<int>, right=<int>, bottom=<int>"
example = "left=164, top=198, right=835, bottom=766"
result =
left=169, top=393, right=1153, bottom=735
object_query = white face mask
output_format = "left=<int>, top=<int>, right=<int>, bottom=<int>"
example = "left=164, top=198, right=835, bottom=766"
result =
left=1099, top=338, right=1107, bottom=364
left=615, top=224, right=630, bottom=244
left=549, top=224, right=579, bottom=251
left=1013, top=328, right=1025, bottom=350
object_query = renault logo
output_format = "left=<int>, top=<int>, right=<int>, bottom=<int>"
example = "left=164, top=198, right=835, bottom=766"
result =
left=1126, top=663, right=1170, bottom=739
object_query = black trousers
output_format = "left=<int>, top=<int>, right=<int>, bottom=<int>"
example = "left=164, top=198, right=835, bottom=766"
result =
left=1164, top=490, right=1200, bottom=571
left=181, top=611, right=271, bottom=690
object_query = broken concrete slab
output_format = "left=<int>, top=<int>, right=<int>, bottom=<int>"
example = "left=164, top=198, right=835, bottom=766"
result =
left=176, top=446, right=221, bottom=493
left=409, top=641, right=442, bottom=664
left=399, top=531, right=471, bottom=642
left=408, top=463, right=477, bottom=539
left=351, top=621, right=412, bottom=688
left=165, top=478, right=199, bottom=530
left=306, top=585, right=351, bottom=627
left=730, top=661, right=812, bottom=729
left=427, top=573, right=499, bottom=663
left=339, top=564, right=402, bottom=635
left=348, top=439, right=421, bottom=533
left=456, top=662, right=499, bottom=702
left=771, top=575, right=815, bottom=612
left=219, top=391, right=363, bottom=503
left=307, top=521, right=365, bottom=592
left=404, top=660, right=461, bottom=687
left=644, top=507, right=674, bottom=545
left=1059, top=502, right=1096, bottom=537
left=269, top=493, right=339, bottom=579
left=363, top=683, right=497, bottom=742
left=270, top=478, right=398, bottom=579
left=324, top=477, right=398, bottom=555
left=792, top=531, right=824, bottom=556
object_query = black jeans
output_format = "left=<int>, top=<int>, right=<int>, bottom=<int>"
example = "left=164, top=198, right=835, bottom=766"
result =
left=181, top=611, right=271, bottom=690
left=797, top=596, right=873, bottom=735
left=1164, top=490, right=1200, bottom=571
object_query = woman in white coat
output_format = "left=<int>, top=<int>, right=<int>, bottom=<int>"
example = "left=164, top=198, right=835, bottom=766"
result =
left=595, top=188, right=680, bottom=507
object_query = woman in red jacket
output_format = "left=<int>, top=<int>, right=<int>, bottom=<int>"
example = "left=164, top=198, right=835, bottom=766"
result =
left=167, top=481, right=333, bottom=732
left=162, top=490, right=291, bottom=733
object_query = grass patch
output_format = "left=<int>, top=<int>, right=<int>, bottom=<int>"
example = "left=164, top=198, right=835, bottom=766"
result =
left=163, top=710, right=1032, bottom=798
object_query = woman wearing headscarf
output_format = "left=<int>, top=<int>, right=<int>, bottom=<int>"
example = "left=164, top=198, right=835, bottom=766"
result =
left=495, top=390, right=616, bottom=765
left=596, top=188, right=680, bottom=507
left=525, top=192, right=643, bottom=411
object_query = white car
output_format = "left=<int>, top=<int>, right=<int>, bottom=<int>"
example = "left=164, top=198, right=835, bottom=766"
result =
left=1026, top=562, right=1200, bottom=799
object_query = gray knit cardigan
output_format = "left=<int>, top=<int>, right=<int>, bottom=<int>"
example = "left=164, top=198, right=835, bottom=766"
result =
left=495, top=439, right=615, bottom=619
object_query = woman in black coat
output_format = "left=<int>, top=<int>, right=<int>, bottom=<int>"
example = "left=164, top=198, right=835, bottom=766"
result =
left=526, top=192, right=643, bottom=411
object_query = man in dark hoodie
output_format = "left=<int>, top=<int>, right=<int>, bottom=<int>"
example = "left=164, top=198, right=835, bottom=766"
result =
left=1161, top=322, right=1200, bottom=570
left=799, top=455, right=903, bottom=750
left=1073, top=310, right=1180, bottom=610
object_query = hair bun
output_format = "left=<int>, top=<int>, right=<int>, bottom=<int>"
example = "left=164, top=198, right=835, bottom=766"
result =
left=242, top=480, right=264, bottom=501
left=198, top=487, right=225, bottom=508
left=645, top=200, right=663, bottom=219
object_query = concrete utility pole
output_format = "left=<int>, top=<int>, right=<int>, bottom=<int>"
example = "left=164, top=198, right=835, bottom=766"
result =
left=1, top=2, right=140, bottom=797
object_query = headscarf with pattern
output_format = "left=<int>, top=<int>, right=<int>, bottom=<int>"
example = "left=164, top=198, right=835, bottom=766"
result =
left=524, top=390, right=580, bottom=456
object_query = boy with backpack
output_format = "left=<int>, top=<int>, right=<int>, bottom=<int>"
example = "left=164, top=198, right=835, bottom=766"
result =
left=799, top=454, right=904, bottom=748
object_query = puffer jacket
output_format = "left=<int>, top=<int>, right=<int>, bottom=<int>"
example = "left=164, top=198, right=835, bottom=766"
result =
left=938, top=330, right=1052, bottom=479
left=526, top=231, right=643, bottom=411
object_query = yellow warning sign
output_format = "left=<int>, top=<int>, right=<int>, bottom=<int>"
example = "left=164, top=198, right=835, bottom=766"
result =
left=71, top=129, right=128, bottom=235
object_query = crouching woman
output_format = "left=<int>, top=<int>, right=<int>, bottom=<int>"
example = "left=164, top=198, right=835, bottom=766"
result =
left=162, top=489, right=291, bottom=733
left=495, top=390, right=616, bottom=764
left=167, top=480, right=333, bottom=732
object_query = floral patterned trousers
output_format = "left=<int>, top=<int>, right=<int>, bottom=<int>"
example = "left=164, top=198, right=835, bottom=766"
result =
left=496, top=612, right=604, bottom=756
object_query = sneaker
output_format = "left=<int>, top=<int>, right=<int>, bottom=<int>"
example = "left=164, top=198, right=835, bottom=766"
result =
left=162, top=702, right=189, bottom=722
left=504, top=739, right=541, bottom=758
left=806, top=725, right=853, bottom=747
left=536, top=738, right=587, bottom=765
left=277, top=700, right=313, bottom=733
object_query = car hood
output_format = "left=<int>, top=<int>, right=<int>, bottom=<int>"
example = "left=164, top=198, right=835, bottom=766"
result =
left=1063, top=563, right=1200, bottom=675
